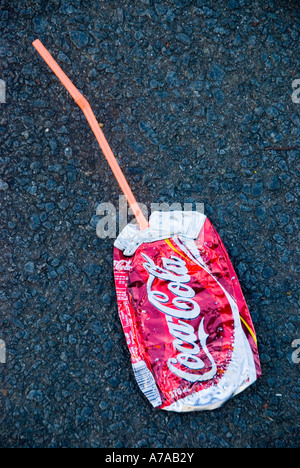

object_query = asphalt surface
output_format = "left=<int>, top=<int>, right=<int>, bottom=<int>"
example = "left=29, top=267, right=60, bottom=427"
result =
left=0, top=0, right=299, bottom=448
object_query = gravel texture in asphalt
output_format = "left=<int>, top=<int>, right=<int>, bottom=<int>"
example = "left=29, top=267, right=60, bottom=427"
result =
left=0, top=0, right=299, bottom=448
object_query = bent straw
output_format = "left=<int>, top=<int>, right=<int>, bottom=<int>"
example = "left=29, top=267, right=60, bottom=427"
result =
left=32, top=39, right=149, bottom=231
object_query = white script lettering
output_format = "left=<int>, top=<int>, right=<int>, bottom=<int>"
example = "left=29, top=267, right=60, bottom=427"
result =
left=142, top=253, right=217, bottom=382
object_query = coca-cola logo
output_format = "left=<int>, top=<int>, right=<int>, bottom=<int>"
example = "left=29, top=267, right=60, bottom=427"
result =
left=114, top=259, right=132, bottom=271
left=141, top=253, right=217, bottom=383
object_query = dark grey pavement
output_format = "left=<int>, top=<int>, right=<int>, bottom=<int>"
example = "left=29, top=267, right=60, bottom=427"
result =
left=0, top=0, right=299, bottom=448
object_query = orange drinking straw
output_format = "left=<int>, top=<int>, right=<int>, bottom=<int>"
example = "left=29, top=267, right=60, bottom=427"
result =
left=32, top=39, right=149, bottom=231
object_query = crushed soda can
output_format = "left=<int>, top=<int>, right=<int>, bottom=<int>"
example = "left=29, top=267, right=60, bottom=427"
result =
left=113, top=211, right=261, bottom=412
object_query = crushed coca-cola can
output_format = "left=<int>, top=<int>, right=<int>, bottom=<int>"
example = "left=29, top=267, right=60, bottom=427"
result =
left=114, top=211, right=261, bottom=412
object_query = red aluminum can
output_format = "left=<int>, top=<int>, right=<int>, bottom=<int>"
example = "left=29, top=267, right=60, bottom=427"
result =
left=114, top=212, right=261, bottom=411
